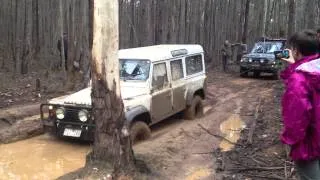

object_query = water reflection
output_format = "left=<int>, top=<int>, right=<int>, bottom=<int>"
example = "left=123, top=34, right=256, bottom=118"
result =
left=219, top=114, right=246, bottom=152
left=0, top=135, right=90, bottom=180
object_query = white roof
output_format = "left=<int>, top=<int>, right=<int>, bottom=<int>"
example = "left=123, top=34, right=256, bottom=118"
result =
left=118, top=44, right=204, bottom=62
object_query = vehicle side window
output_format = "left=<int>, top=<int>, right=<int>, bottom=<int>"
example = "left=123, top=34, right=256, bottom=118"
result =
left=152, top=63, right=168, bottom=91
left=170, top=59, right=184, bottom=81
left=186, top=55, right=203, bottom=75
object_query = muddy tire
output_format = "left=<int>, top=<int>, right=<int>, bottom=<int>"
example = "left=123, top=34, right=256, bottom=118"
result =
left=240, top=67, right=248, bottom=77
left=272, top=70, right=280, bottom=80
left=130, top=121, right=151, bottom=144
left=184, top=95, right=204, bottom=120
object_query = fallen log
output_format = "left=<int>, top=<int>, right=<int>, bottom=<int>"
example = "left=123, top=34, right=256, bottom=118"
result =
left=0, top=117, right=44, bottom=144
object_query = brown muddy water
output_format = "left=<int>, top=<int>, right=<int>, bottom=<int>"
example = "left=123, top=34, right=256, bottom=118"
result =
left=219, top=114, right=246, bottom=151
left=0, top=135, right=90, bottom=180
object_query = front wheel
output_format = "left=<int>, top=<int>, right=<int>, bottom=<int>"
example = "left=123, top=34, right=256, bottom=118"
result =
left=272, top=70, right=280, bottom=80
left=253, top=71, right=260, bottom=78
left=240, top=67, right=248, bottom=77
left=130, top=121, right=151, bottom=144
left=184, top=95, right=204, bottom=120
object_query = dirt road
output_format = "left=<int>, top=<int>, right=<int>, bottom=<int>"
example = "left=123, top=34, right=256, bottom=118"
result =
left=0, top=71, right=278, bottom=180
left=134, top=71, right=277, bottom=179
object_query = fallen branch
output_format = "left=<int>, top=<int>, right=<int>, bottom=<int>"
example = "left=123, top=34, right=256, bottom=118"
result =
left=180, top=128, right=197, bottom=140
left=247, top=98, right=263, bottom=144
left=0, top=118, right=13, bottom=125
left=229, top=166, right=284, bottom=172
left=197, top=124, right=241, bottom=146
left=192, top=151, right=215, bottom=155
left=245, top=174, right=286, bottom=180
left=250, top=156, right=267, bottom=166
left=284, top=161, right=288, bottom=179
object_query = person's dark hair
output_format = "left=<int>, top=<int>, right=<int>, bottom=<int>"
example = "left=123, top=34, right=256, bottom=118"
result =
left=317, top=28, right=320, bottom=34
left=288, top=29, right=319, bottom=56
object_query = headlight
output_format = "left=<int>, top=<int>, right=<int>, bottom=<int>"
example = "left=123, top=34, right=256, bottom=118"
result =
left=260, top=59, right=265, bottom=63
left=268, top=60, right=276, bottom=64
left=78, top=110, right=88, bottom=122
left=240, top=58, right=248, bottom=62
left=49, top=105, right=53, bottom=110
left=56, top=108, right=65, bottom=119
left=248, top=58, right=253, bottom=63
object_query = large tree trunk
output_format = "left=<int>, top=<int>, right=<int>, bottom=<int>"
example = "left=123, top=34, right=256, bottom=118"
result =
left=87, top=0, right=135, bottom=178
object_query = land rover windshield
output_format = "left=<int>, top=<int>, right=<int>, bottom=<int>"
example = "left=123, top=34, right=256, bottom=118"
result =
left=120, top=59, right=151, bottom=81
left=251, top=42, right=283, bottom=54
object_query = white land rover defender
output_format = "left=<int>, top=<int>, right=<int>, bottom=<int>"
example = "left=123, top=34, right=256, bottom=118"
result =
left=41, top=45, right=207, bottom=142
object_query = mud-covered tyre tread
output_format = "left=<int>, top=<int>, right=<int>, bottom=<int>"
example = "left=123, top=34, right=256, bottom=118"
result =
left=130, top=121, right=151, bottom=144
left=240, top=68, right=248, bottom=77
left=253, top=71, right=260, bottom=78
left=272, top=70, right=280, bottom=80
left=184, top=95, right=204, bottom=120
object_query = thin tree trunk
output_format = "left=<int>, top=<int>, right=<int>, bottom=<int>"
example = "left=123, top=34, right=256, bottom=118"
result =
left=242, top=0, right=250, bottom=43
left=287, top=0, right=295, bottom=38
left=262, top=0, right=268, bottom=37
left=58, top=0, right=66, bottom=76
left=88, top=0, right=135, bottom=178
left=21, top=0, right=32, bottom=74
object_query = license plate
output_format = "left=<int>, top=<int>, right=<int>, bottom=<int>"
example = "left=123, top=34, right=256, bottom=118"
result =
left=252, top=64, right=260, bottom=67
left=63, top=128, right=82, bottom=137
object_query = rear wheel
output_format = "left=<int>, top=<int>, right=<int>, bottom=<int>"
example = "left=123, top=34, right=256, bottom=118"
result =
left=184, top=95, right=204, bottom=120
left=130, top=121, right=151, bottom=144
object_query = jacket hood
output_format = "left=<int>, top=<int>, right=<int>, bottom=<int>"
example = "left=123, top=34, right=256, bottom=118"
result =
left=281, top=54, right=320, bottom=80
left=296, top=58, right=320, bottom=91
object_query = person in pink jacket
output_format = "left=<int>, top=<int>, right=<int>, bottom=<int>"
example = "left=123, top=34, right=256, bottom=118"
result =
left=281, top=30, right=320, bottom=180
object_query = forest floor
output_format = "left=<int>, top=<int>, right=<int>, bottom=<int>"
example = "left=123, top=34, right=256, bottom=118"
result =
left=0, top=69, right=297, bottom=180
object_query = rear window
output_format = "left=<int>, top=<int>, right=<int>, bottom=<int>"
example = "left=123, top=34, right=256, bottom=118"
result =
left=186, top=55, right=203, bottom=75
left=170, top=59, right=184, bottom=81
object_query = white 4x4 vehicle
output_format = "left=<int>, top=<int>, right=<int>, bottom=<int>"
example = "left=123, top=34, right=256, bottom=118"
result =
left=41, top=45, right=207, bottom=142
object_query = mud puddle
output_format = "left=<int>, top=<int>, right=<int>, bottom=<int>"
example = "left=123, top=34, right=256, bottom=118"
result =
left=219, top=114, right=246, bottom=151
left=0, top=135, right=90, bottom=180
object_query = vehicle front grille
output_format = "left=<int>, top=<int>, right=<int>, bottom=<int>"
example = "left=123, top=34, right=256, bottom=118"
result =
left=61, top=107, right=92, bottom=123
left=64, top=108, right=80, bottom=122
left=252, top=58, right=260, bottom=63
left=251, top=58, right=268, bottom=65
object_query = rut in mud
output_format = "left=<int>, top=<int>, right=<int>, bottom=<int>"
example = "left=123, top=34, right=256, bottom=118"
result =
left=0, top=71, right=279, bottom=179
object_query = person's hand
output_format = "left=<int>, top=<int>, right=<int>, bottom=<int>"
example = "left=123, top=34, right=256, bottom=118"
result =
left=281, top=49, right=295, bottom=64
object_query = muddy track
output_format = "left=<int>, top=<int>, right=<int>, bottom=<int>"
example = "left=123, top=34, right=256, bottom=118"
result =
left=133, top=72, right=277, bottom=179
left=0, top=71, right=278, bottom=179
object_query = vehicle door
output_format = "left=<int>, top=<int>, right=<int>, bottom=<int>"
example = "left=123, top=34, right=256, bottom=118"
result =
left=151, top=62, right=173, bottom=122
left=170, top=59, right=187, bottom=112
